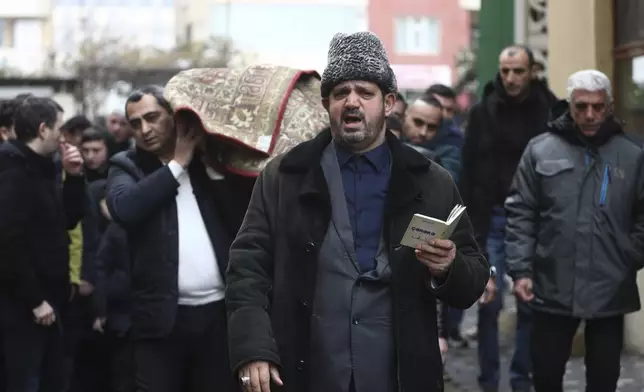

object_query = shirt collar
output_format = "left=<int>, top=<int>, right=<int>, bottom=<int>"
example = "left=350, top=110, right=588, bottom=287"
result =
left=335, top=141, right=390, bottom=173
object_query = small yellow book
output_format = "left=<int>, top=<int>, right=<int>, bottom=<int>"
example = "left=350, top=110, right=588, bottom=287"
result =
left=400, top=204, right=467, bottom=248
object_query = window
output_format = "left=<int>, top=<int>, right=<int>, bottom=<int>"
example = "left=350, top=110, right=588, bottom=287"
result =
left=615, top=0, right=644, bottom=47
left=615, top=56, right=644, bottom=136
left=394, top=16, right=441, bottom=56
left=614, top=0, right=644, bottom=136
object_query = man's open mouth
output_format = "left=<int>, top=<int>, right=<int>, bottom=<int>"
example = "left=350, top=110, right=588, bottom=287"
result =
left=343, top=114, right=362, bottom=125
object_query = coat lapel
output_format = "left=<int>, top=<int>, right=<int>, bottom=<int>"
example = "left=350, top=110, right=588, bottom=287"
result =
left=279, top=128, right=431, bottom=245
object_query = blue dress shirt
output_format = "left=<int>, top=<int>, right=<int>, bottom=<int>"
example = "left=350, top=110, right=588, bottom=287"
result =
left=335, top=142, right=391, bottom=272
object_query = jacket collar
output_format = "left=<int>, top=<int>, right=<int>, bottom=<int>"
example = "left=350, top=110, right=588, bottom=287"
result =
left=279, top=128, right=430, bottom=173
left=1, top=140, right=57, bottom=178
left=279, top=128, right=430, bottom=214
left=128, top=147, right=163, bottom=176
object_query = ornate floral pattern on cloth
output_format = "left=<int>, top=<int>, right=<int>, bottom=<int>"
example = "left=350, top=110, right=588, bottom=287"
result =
left=164, top=64, right=329, bottom=176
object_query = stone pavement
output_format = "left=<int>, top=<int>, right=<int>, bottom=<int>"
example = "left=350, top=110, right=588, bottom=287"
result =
left=443, top=296, right=644, bottom=392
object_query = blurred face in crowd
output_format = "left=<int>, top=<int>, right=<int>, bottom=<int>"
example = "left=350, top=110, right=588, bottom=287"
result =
left=499, top=48, right=532, bottom=98
left=63, top=129, right=84, bottom=147
left=532, top=62, right=545, bottom=79
left=403, top=100, right=442, bottom=144
left=324, top=80, right=395, bottom=153
left=81, top=139, right=108, bottom=171
left=392, top=100, right=406, bottom=121
left=107, top=112, right=131, bottom=143
left=40, top=111, right=64, bottom=156
left=0, top=126, right=15, bottom=142
left=126, top=94, right=175, bottom=156
left=432, top=94, right=456, bottom=120
left=569, top=89, right=610, bottom=136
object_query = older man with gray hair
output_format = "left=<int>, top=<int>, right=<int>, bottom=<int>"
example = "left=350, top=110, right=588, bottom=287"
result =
left=505, top=69, right=644, bottom=392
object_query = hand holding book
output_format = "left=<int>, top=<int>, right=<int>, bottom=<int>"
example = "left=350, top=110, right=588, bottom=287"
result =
left=415, top=239, right=456, bottom=279
left=400, top=205, right=466, bottom=279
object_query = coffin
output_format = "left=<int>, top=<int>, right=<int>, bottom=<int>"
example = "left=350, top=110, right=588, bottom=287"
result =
left=164, top=64, right=329, bottom=177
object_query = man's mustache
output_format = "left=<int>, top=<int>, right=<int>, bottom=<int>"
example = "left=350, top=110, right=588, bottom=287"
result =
left=342, top=109, right=364, bottom=120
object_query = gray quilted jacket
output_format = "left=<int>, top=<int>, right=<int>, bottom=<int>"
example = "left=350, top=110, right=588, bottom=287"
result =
left=505, top=101, right=644, bottom=318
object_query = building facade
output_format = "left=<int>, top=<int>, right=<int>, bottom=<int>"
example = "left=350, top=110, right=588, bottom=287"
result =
left=175, top=0, right=368, bottom=73
left=368, top=0, right=471, bottom=92
left=0, top=0, right=54, bottom=75
left=175, top=0, right=472, bottom=91
left=52, top=0, right=176, bottom=69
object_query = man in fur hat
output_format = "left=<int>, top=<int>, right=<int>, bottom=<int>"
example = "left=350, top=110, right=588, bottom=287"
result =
left=226, top=32, right=489, bottom=392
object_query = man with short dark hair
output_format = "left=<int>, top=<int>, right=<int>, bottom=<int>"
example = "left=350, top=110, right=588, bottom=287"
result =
left=461, top=45, right=557, bottom=392
left=65, top=127, right=119, bottom=392
left=0, top=94, right=33, bottom=142
left=425, top=84, right=457, bottom=120
left=403, top=96, right=461, bottom=182
left=81, top=128, right=117, bottom=182
left=0, top=96, right=85, bottom=392
left=391, top=91, right=407, bottom=121
left=0, top=100, right=17, bottom=142
left=0, top=93, right=33, bottom=392
left=106, top=85, right=254, bottom=392
left=105, top=111, right=133, bottom=152
left=423, top=84, right=468, bottom=346
left=61, top=115, right=93, bottom=148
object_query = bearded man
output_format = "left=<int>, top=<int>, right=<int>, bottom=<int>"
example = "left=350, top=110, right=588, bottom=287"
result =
left=226, top=31, right=489, bottom=392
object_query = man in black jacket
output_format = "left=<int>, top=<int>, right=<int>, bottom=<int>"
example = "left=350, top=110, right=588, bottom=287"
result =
left=460, top=45, right=557, bottom=392
left=0, top=96, right=85, bottom=392
left=226, top=31, right=488, bottom=392
left=94, top=202, right=135, bottom=392
left=105, top=85, right=254, bottom=392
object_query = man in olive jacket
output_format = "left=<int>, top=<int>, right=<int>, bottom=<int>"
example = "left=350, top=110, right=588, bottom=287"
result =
left=226, top=32, right=489, bottom=392
left=506, top=70, right=644, bottom=392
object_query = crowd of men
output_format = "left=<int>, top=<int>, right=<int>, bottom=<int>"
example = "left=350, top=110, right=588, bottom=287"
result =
left=0, top=30, right=642, bottom=392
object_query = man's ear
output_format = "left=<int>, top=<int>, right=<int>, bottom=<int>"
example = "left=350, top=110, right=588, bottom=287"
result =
left=37, top=122, right=48, bottom=140
left=383, top=93, right=396, bottom=117
left=321, top=98, right=330, bottom=112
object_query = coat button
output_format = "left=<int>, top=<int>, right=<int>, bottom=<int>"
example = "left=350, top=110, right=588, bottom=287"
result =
left=352, top=318, right=360, bottom=325
left=297, top=359, right=306, bottom=371
left=305, top=242, right=315, bottom=253
left=300, top=300, right=309, bottom=309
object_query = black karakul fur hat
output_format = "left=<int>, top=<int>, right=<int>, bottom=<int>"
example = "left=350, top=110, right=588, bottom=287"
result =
left=320, top=31, right=397, bottom=98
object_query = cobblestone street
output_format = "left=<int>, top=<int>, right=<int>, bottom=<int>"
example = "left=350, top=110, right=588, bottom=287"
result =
left=443, top=297, right=644, bottom=392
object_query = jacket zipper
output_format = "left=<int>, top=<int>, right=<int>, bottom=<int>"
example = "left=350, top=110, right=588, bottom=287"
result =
left=599, top=163, right=611, bottom=207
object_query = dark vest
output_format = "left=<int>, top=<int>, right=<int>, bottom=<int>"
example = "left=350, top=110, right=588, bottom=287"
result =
left=308, top=143, right=396, bottom=392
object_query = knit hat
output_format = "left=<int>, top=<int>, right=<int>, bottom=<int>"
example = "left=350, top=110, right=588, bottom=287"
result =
left=320, top=32, right=397, bottom=98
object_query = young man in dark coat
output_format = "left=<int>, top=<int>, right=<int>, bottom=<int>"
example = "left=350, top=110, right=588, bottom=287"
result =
left=460, top=45, right=557, bottom=392
left=226, top=31, right=489, bottom=392
left=0, top=96, right=85, bottom=392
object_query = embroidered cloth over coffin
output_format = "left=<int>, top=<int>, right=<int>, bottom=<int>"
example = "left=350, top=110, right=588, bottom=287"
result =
left=163, top=64, right=330, bottom=177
